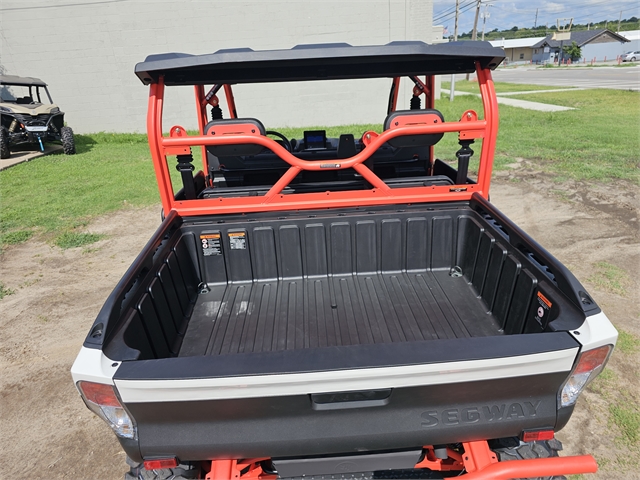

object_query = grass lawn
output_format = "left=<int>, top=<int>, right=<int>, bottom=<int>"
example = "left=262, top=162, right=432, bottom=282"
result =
left=434, top=85, right=639, bottom=181
left=441, top=80, right=575, bottom=94
left=1, top=86, right=638, bottom=249
left=0, top=133, right=158, bottom=248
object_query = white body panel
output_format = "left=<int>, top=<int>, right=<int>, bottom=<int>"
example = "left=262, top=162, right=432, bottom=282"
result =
left=114, top=348, right=579, bottom=403
left=569, top=311, right=618, bottom=351
left=70, top=346, right=120, bottom=388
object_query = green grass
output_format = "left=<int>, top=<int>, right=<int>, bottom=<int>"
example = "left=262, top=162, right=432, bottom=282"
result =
left=491, top=89, right=638, bottom=181
left=442, top=80, right=574, bottom=94
left=0, top=283, right=15, bottom=300
left=53, top=232, right=105, bottom=249
left=0, top=230, right=33, bottom=245
left=610, top=402, right=640, bottom=446
left=587, top=262, right=631, bottom=296
left=617, top=330, right=640, bottom=355
left=0, top=133, right=159, bottom=245
left=438, top=82, right=639, bottom=182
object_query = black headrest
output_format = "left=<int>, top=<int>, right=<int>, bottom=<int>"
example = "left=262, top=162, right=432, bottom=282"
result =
left=204, top=118, right=266, bottom=157
left=383, top=109, right=445, bottom=148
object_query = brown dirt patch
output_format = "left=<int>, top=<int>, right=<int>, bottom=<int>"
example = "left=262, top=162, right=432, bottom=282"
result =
left=0, top=174, right=638, bottom=479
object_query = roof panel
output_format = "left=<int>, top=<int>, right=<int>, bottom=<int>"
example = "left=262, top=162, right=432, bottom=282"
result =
left=135, top=41, right=505, bottom=86
left=0, top=75, right=47, bottom=87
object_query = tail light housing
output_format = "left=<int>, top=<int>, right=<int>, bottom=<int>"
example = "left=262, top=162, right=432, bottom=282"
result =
left=77, top=381, right=137, bottom=439
left=559, top=345, right=613, bottom=408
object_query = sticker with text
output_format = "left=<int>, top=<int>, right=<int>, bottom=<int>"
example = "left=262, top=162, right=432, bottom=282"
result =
left=200, top=233, right=221, bottom=256
left=228, top=232, right=247, bottom=250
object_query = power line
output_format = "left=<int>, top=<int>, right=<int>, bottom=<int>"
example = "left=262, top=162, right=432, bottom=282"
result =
left=435, top=2, right=478, bottom=26
left=434, top=0, right=476, bottom=22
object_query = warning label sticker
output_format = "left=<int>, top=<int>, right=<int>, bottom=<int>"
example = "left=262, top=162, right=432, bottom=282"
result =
left=228, top=231, right=247, bottom=250
left=200, top=233, right=221, bottom=256
left=535, top=291, right=553, bottom=326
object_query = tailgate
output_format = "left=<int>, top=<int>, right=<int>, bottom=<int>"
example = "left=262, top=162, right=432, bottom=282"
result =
left=113, top=333, right=579, bottom=461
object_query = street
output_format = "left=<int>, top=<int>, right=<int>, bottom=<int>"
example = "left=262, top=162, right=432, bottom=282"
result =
left=491, top=64, right=640, bottom=91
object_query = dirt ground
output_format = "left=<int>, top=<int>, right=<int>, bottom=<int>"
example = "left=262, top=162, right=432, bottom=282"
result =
left=1, top=169, right=638, bottom=479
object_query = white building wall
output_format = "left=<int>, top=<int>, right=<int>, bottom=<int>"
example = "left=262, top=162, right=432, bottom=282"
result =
left=0, top=0, right=435, bottom=133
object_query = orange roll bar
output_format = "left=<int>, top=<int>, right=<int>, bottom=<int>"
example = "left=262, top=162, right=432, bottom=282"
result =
left=146, top=63, right=499, bottom=218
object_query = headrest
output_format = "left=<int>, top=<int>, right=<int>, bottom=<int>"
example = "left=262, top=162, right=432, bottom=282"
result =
left=204, top=118, right=266, bottom=157
left=383, top=109, right=445, bottom=148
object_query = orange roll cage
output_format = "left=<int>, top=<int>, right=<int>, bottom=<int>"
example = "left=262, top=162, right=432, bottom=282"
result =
left=147, top=62, right=499, bottom=218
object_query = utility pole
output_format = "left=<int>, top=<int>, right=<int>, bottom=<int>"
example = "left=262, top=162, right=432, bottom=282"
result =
left=471, top=0, right=481, bottom=40
left=617, top=11, right=622, bottom=32
left=534, top=8, right=538, bottom=29
left=454, top=0, right=459, bottom=40
left=450, top=0, right=460, bottom=102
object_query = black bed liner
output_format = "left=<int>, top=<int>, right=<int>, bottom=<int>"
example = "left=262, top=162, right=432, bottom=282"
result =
left=179, top=270, right=500, bottom=358
left=97, top=198, right=593, bottom=365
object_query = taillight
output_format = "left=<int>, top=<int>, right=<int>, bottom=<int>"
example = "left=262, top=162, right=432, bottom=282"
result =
left=77, top=381, right=137, bottom=439
left=559, top=345, right=613, bottom=408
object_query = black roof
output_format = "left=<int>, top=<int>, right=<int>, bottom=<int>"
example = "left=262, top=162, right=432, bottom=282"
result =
left=0, top=75, right=47, bottom=87
left=135, top=41, right=505, bottom=86
left=532, top=29, right=630, bottom=48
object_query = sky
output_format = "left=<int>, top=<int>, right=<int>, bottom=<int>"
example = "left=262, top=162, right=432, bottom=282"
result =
left=433, top=0, right=640, bottom=37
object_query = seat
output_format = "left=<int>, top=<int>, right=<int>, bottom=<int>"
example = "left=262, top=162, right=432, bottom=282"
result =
left=204, top=118, right=267, bottom=159
left=383, top=109, right=445, bottom=148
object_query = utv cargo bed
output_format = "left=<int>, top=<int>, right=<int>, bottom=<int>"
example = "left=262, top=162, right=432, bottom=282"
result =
left=100, top=197, right=590, bottom=367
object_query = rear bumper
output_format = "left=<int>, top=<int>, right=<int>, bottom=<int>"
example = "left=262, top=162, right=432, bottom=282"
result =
left=201, top=442, right=598, bottom=479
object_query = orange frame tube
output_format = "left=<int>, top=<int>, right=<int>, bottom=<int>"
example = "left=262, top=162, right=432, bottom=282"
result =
left=146, top=64, right=499, bottom=218
left=203, top=440, right=596, bottom=479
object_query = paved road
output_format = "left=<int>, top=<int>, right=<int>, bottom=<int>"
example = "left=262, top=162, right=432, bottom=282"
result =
left=490, top=65, right=640, bottom=91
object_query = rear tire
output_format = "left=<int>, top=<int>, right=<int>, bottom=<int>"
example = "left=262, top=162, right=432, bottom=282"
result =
left=493, top=438, right=567, bottom=480
left=0, top=126, right=10, bottom=159
left=124, top=456, right=199, bottom=480
left=61, top=126, right=76, bottom=155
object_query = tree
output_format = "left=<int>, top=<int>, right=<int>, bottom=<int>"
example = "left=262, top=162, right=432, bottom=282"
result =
left=562, top=41, right=581, bottom=61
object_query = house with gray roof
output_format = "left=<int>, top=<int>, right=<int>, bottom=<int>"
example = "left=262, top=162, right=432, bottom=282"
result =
left=489, top=37, right=546, bottom=64
left=531, top=29, right=629, bottom=64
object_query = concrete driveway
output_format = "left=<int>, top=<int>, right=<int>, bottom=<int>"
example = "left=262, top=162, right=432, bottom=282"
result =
left=491, top=64, right=640, bottom=91
left=0, top=144, right=63, bottom=171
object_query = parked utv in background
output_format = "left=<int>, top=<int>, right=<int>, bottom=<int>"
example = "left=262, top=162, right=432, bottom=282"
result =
left=72, top=41, right=617, bottom=480
left=0, top=75, right=75, bottom=159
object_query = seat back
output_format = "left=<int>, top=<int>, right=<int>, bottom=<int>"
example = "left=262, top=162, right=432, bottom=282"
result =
left=383, top=109, right=445, bottom=148
left=204, top=118, right=266, bottom=159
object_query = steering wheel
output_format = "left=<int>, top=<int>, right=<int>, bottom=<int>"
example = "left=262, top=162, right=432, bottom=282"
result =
left=266, top=130, right=292, bottom=152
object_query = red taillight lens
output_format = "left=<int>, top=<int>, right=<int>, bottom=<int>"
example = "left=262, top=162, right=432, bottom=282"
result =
left=573, top=347, right=611, bottom=375
left=77, top=381, right=121, bottom=407
left=144, top=458, right=178, bottom=470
